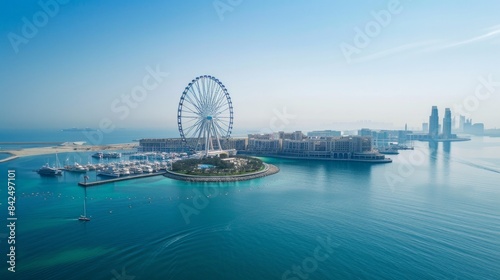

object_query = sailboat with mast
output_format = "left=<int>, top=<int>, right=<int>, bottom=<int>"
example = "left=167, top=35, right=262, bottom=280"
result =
left=79, top=177, right=91, bottom=221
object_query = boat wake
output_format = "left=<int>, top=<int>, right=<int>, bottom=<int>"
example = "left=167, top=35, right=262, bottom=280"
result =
left=451, top=157, right=500, bottom=174
left=141, top=223, right=234, bottom=270
left=140, top=230, right=195, bottom=270
left=161, top=232, right=191, bottom=249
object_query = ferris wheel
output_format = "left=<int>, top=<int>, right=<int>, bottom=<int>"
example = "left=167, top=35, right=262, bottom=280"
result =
left=177, top=75, right=233, bottom=155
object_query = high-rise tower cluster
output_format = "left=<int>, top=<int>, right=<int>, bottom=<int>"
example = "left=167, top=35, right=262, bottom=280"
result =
left=428, top=106, right=452, bottom=138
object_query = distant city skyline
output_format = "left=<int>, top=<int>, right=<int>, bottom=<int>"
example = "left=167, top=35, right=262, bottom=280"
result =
left=2, top=1, right=500, bottom=131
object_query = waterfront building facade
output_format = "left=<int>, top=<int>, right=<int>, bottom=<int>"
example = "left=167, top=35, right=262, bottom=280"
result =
left=357, top=128, right=406, bottom=147
left=246, top=139, right=281, bottom=154
left=139, top=138, right=186, bottom=152
left=422, top=122, right=429, bottom=133
left=458, top=115, right=465, bottom=132
left=139, top=133, right=389, bottom=161
left=246, top=134, right=388, bottom=161
left=442, top=108, right=452, bottom=139
left=139, top=138, right=246, bottom=153
left=307, top=130, right=342, bottom=138
left=278, top=131, right=305, bottom=140
left=429, top=106, right=439, bottom=139
left=464, top=119, right=485, bottom=135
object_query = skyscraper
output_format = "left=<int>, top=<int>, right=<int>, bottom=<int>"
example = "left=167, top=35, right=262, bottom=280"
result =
left=459, top=115, right=465, bottom=132
left=443, top=108, right=452, bottom=138
left=429, top=106, right=439, bottom=138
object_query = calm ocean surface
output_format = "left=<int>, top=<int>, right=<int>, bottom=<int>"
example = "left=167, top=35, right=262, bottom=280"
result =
left=0, top=130, right=499, bottom=279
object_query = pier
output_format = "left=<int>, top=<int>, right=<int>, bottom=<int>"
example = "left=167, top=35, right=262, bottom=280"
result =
left=78, top=172, right=167, bottom=187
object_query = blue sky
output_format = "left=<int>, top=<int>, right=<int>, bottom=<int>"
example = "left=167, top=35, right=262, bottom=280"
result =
left=1, top=0, right=500, bottom=133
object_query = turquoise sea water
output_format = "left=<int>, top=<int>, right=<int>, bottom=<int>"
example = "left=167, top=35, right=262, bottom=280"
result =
left=0, top=132, right=499, bottom=279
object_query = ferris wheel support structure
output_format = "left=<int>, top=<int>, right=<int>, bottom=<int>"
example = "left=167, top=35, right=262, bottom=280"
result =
left=177, top=75, right=233, bottom=156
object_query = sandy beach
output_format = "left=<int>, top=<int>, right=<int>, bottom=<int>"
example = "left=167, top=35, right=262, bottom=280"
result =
left=0, top=143, right=138, bottom=163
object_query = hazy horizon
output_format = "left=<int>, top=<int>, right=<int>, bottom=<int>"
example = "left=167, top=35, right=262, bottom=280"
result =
left=2, top=1, right=500, bottom=132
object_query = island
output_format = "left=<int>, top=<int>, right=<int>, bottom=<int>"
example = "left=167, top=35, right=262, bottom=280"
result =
left=164, top=155, right=279, bottom=182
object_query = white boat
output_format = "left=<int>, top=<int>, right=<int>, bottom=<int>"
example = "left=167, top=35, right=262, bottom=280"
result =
left=64, top=162, right=89, bottom=173
left=94, top=163, right=106, bottom=170
left=120, top=168, right=131, bottom=176
left=97, top=167, right=120, bottom=178
left=85, top=156, right=97, bottom=170
left=79, top=184, right=91, bottom=222
left=151, top=162, right=161, bottom=172
left=130, top=166, right=143, bottom=174
left=85, top=164, right=97, bottom=171
left=142, top=165, right=154, bottom=173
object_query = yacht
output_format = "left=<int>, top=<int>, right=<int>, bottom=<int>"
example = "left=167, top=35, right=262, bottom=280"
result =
left=78, top=215, right=91, bottom=221
left=85, top=163, right=97, bottom=171
left=120, top=168, right=131, bottom=176
left=103, top=152, right=121, bottom=158
left=97, top=167, right=121, bottom=178
left=64, top=162, right=89, bottom=173
left=130, top=166, right=143, bottom=174
left=37, top=153, right=63, bottom=176
left=91, top=152, right=103, bottom=159
left=37, top=164, right=63, bottom=176
left=92, top=152, right=121, bottom=159
left=378, top=147, right=399, bottom=155
left=142, top=165, right=154, bottom=173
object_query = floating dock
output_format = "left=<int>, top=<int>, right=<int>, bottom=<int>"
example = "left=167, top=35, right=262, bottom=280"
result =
left=78, top=172, right=167, bottom=187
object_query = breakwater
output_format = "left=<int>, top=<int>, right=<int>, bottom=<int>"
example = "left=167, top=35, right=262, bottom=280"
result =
left=78, top=172, right=167, bottom=187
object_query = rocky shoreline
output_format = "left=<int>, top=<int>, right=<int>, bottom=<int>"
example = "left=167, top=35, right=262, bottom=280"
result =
left=163, top=163, right=280, bottom=182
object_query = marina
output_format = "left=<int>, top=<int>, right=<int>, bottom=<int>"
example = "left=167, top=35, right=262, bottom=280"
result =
left=23, top=148, right=186, bottom=186
left=62, top=157, right=173, bottom=186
